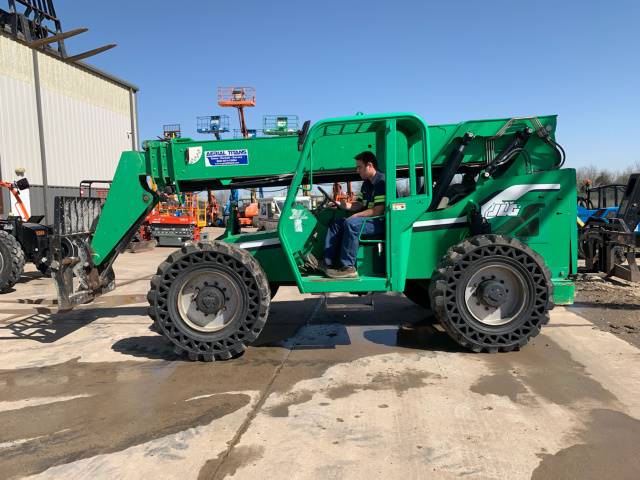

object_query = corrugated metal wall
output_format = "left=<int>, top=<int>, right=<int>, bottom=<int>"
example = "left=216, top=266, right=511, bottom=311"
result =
left=0, top=34, right=43, bottom=185
left=0, top=34, right=137, bottom=222
left=37, top=50, right=133, bottom=185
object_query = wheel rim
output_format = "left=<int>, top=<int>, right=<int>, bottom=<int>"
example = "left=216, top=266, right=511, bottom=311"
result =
left=464, top=263, right=528, bottom=326
left=176, top=269, right=243, bottom=332
left=0, top=250, right=4, bottom=273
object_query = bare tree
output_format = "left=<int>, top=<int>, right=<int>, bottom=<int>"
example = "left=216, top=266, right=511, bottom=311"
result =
left=615, top=161, right=640, bottom=185
left=576, top=161, right=640, bottom=190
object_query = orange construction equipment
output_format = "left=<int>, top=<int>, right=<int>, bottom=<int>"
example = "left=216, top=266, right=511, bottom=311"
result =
left=237, top=199, right=258, bottom=226
left=332, top=182, right=356, bottom=204
left=0, top=180, right=30, bottom=221
left=218, top=87, right=255, bottom=139
left=144, top=193, right=204, bottom=246
left=217, top=86, right=258, bottom=212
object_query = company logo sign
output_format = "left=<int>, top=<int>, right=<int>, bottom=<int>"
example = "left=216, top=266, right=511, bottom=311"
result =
left=483, top=201, right=521, bottom=217
left=205, top=149, right=249, bottom=166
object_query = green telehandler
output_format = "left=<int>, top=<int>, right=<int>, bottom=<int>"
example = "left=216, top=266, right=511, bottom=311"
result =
left=49, top=112, right=577, bottom=361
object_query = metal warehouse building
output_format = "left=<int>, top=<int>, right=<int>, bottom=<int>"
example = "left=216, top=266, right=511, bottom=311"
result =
left=0, top=16, right=138, bottom=223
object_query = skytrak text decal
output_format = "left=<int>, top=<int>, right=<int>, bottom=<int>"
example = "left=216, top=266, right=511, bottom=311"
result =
left=205, top=149, right=249, bottom=166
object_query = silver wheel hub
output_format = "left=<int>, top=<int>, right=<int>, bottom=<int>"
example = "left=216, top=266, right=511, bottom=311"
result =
left=177, top=270, right=242, bottom=332
left=477, top=280, right=507, bottom=307
left=464, top=264, right=528, bottom=326
left=196, top=286, right=225, bottom=314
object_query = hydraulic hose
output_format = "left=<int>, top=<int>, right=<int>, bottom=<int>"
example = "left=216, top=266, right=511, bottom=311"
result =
left=484, top=128, right=532, bottom=177
left=543, top=135, right=566, bottom=168
left=536, top=125, right=566, bottom=168
left=428, top=132, right=475, bottom=211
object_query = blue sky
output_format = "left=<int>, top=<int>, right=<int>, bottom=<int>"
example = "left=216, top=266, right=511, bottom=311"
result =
left=53, top=0, right=639, bottom=170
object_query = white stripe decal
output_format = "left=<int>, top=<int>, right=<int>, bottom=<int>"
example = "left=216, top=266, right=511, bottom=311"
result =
left=411, top=183, right=561, bottom=229
left=413, top=217, right=467, bottom=228
left=480, top=183, right=560, bottom=217
left=236, top=237, right=281, bottom=249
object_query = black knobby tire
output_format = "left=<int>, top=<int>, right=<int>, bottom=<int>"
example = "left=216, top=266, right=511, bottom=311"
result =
left=429, top=235, right=553, bottom=353
left=147, top=241, right=271, bottom=361
left=578, top=219, right=605, bottom=260
left=577, top=230, right=587, bottom=260
left=0, top=231, right=25, bottom=292
left=403, top=279, right=431, bottom=309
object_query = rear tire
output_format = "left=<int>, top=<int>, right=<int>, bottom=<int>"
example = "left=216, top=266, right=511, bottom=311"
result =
left=147, top=241, right=270, bottom=361
left=0, top=231, right=25, bottom=292
left=430, top=235, right=553, bottom=353
left=578, top=219, right=605, bottom=260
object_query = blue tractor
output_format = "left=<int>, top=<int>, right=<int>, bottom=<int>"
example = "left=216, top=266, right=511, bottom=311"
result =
left=578, top=181, right=640, bottom=257
left=580, top=174, right=640, bottom=281
left=577, top=182, right=626, bottom=226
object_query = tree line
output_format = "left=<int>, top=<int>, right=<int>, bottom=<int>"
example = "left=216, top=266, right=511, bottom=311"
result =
left=576, top=161, right=640, bottom=188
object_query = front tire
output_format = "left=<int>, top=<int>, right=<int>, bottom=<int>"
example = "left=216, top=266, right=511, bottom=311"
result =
left=0, top=231, right=25, bottom=292
left=147, top=241, right=271, bottom=361
left=430, top=235, right=553, bottom=353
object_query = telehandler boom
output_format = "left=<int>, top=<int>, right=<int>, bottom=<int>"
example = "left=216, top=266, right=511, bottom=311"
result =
left=50, top=113, right=577, bottom=360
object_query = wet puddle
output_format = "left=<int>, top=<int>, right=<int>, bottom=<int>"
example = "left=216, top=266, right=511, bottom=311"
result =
left=0, top=295, right=432, bottom=478
left=469, top=336, right=618, bottom=407
left=468, top=335, right=640, bottom=478
left=0, top=356, right=268, bottom=478
left=532, top=408, right=640, bottom=479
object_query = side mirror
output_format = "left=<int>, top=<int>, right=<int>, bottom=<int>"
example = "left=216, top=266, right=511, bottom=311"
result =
left=15, top=178, right=30, bottom=190
left=297, top=120, right=310, bottom=151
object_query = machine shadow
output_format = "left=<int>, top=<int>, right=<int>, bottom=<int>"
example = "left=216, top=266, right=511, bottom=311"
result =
left=363, top=327, right=464, bottom=353
left=15, top=271, right=45, bottom=284
left=0, top=306, right=148, bottom=343
left=111, top=296, right=465, bottom=362
left=112, top=335, right=182, bottom=360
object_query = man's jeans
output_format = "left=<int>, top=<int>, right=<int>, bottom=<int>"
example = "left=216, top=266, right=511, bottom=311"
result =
left=324, top=216, right=385, bottom=268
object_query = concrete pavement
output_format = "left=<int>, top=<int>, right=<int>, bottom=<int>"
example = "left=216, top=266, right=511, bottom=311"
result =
left=0, top=248, right=639, bottom=479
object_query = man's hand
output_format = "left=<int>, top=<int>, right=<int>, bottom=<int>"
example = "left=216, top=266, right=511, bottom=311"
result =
left=351, top=204, right=384, bottom=218
left=339, top=200, right=352, bottom=210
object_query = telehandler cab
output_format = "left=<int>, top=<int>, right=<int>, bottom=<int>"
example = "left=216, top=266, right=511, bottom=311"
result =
left=49, top=113, right=577, bottom=360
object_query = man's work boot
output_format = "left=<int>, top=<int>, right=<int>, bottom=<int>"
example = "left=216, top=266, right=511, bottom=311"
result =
left=327, top=266, right=358, bottom=278
left=318, top=260, right=333, bottom=276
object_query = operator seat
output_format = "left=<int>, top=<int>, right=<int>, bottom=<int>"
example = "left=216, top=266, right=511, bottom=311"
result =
left=417, top=174, right=477, bottom=209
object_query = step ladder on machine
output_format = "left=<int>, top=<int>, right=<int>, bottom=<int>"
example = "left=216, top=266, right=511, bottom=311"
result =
left=320, top=292, right=376, bottom=312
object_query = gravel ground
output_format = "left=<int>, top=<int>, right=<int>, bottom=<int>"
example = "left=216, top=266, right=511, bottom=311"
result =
left=570, top=272, right=640, bottom=348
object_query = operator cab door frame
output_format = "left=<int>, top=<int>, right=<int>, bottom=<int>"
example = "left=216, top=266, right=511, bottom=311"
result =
left=278, top=113, right=432, bottom=294
left=386, top=117, right=432, bottom=292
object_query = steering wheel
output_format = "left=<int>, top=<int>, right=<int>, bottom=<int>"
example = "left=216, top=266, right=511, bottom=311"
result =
left=317, top=186, right=348, bottom=211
